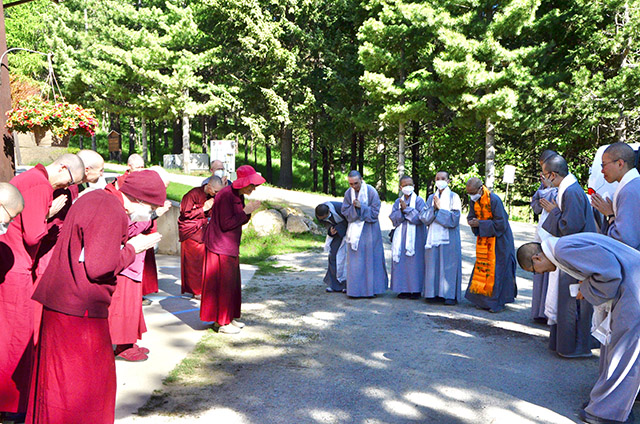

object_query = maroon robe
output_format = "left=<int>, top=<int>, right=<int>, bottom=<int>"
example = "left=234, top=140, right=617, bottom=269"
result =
left=29, top=186, right=135, bottom=424
left=141, top=248, right=159, bottom=296
left=179, top=186, right=211, bottom=295
left=200, top=186, right=250, bottom=325
left=108, top=212, right=153, bottom=346
left=0, top=164, right=52, bottom=413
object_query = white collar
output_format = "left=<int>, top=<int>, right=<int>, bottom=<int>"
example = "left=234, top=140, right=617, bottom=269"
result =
left=541, top=237, right=586, bottom=281
left=557, top=173, right=578, bottom=210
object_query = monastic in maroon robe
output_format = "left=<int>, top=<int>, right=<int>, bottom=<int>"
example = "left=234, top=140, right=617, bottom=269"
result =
left=0, top=164, right=52, bottom=413
left=179, top=186, right=211, bottom=295
left=29, top=186, right=135, bottom=424
left=200, top=186, right=250, bottom=325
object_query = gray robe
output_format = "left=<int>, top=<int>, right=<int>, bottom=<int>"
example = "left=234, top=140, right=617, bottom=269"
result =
left=542, top=181, right=597, bottom=356
left=465, top=192, right=517, bottom=310
left=551, top=233, right=640, bottom=422
left=603, top=177, right=640, bottom=251
left=319, top=201, right=347, bottom=291
left=341, top=185, right=388, bottom=297
left=420, top=193, right=462, bottom=301
left=389, top=195, right=426, bottom=294
left=530, top=184, right=558, bottom=320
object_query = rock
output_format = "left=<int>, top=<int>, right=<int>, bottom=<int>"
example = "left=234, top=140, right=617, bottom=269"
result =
left=286, top=215, right=309, bottom=233
left=252, top=209, right=285, bottom=236
left=306, top=220, right=323, bottom=235
left=282, top=206, right=306, bottom=219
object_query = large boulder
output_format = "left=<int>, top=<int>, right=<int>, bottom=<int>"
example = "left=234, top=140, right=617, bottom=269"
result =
left=286, top=215, right=310, bottom=233
left=281, top=206, right=306, bottom=219
left=252, top=209, right=285, bottom=236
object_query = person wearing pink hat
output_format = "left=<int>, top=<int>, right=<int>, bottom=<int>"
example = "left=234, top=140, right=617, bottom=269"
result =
left=200, top=165, right=264, bottom=334
left=27, top=170, right=166, bottom=424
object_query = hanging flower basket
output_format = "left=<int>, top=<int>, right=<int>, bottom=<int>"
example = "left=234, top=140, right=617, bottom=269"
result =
left=5, top=96, right=99, bottom=146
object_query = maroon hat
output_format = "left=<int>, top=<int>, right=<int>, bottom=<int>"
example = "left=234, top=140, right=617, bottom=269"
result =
left=232, top=165, right=266, bottom=189
left=119, top=170, right=166, bottom=206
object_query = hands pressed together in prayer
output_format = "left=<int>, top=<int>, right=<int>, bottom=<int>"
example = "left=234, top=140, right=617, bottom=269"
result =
left=590, top=193, right=614, bottom=217
left=468, top=218, right=479, bottom=228
left=127, top=232, right=162, bottom=254
left=539, top=198, right=559, bottom=213
left=353, top=199, right=361, bottom=208
left=244, top=200, right=261, bottom=215
left=203, top=198, right=215, bottom=212
left=399, top=198, right=407, bottom=211
left=48, top=194, right=68, bottom=219
left=433, top=195, right=440, bottom=210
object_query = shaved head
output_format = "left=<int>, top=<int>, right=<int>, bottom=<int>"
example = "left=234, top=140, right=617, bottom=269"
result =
left=466, top=177, right=482, bottom=192
left=77, top=150, right=105, bottom=183
left=0, top=182, right=24, bottom=222
left=516, top=242, right=543, bottom=272
left=604, top=142, right=635, bottom=169
left=348, top=170, right=361, bottom=179
left=542, top=155, right=568, bottom=177
left=210, top=160, right=224, bottom=172
left=127, top=154, right=144, bottom=172
left=539, top=150, right=557, bottom=164
left=51, top=153, right=86, bottom=187
left=149, top=165, right=170, bottom=188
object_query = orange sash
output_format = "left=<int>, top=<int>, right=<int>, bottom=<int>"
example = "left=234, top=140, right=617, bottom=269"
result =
left=468, top=186, right=496, bottom=297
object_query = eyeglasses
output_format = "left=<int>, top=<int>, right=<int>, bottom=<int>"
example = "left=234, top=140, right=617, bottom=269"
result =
left=601, top=159, right=619, bottom=169
left=66, top=167, right=75, bottom=186
left=1, top=203, right=17, bottom=222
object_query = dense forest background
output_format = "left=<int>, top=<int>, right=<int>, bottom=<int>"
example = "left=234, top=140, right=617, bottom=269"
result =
left=5, top=0, right=640, bottom=202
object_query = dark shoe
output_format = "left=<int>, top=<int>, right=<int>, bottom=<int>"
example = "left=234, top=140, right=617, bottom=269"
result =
left=116, top=346, right=148, bottom=362
left=558, top=351, right=593, bottom=359
left=578, top=408, right=634, bottom=423
left=409, top=292, right=421, bottom=299
left=142, top=298, right=153, bottom=306
left=397, top=292, right=410, bottom=299
left=489, top=306, right=505, bottom=313
left=444, top=299, right=457, bottom=306
left=425, top=297, right=440, bottom=304
left=2, top=412, right=26, bottom=424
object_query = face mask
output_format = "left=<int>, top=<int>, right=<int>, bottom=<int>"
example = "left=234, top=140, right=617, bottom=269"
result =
left=214, top=170, right=225, bottom=178
left=0, top=221, right=9, bottom=235
left=401, top=186, right=414, bottom=196
left=435, top=180, right=448, bottom=190
left=129, top=203, right=153, bottom=222
left=469, top=193, right=481, bottom=202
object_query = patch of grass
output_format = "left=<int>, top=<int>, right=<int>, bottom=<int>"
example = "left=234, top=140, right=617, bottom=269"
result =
left=240, top=228, right=325, bottom=274
left=166, top=181, right=194, bottom=202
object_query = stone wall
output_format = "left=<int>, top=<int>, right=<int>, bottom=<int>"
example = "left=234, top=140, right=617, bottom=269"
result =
left=156, top=201, right=180, bottom=255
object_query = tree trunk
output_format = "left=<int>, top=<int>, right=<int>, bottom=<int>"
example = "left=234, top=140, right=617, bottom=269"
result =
left=398, top=121, right=406, bottom=181
left=128, top=117, right=136, bottom=158
left=329, top=149, right=336, bottom=196
left=201, top=116, right=208, bottom=154
left=172, top=119, right=181, bottom=154
left=79, top=136, right=83, bottom=150
left=377, top=138, right=387, bottom=200
left=357, top=132, right=364, bottom=175
left=244, top=135, right=248, bottom=163
left=350, top=132, right=357, bottom=171
left=310, top=127, right=318, bottom=192
left=322, top=146, right=329, bottom=194
left=411, top=121, right=420, bottom=195
left=141, top=116, right=148, bottom=163
left=254, top=139, right=257, bottom=166
left=278, top=126, right=293, bottom=188
left=149, top=121, right=155, bottom=160
left=163, top=120, right=169, bottom=149
left=265, top=143, right=273, bottom=183
left=485, top=117, right=496, bottom=190
left=182, top=111, right=190, bottom=174
left=91, top=134, right=96, bottom=152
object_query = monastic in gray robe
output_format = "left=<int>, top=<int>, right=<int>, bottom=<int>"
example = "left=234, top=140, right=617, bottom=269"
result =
left=389, top=195, right=426, bottom=294
left=319, top=201, right=348, bottom=291
left=549, top=233, right=640, bottom=423
left=420, top=193, right=462, bottom=301
left=602, top=177, right=640, bottom=251
left=341, top=185, right=388, bottom=297
left=530, top=184, right=557, bottom=320
left=465, top=193, right=516, bottom=311
left=542, top=181, right=597, bottom=357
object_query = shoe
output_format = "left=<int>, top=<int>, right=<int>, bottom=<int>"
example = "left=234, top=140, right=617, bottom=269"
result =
left=489, top=306, right=505, bottom=313
left=409, top=292, right=421, bottom=300
left=558, top=351, right=593, bottom=359
left=578, top=408, right=634, bottom=423
left=326, top=287, right=336, bottom=293
left=341, top=289, right=347, bottom=293
left=397, top=293, right=410, bottom=299
left=425, top=297, right=442, bottom=304
left=134, top=344, right=150, bottom=355
left=218, top=324, right=241, bottom=334
left=116, top=346, right=148, bottom=362
left=444, top=299, right=457, bottom=306
left=231, top=319, right=245, bottom=328
left=142, top=298, right=153, bottom=306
